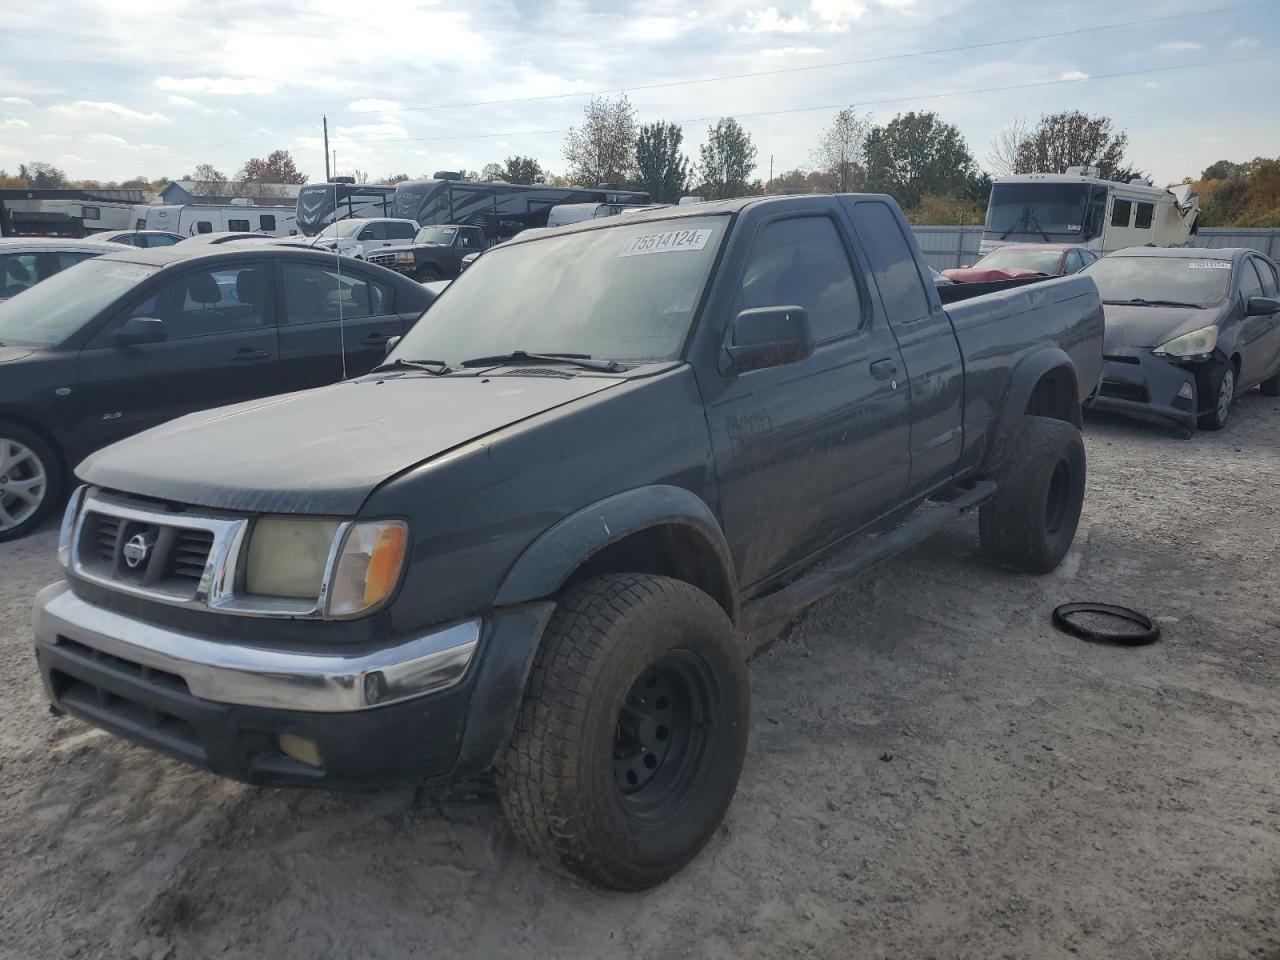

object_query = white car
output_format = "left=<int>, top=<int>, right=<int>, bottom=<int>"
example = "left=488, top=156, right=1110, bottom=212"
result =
left=0, top=237, right=119, bottom=300
left=309, top=218, right=420, bottom=259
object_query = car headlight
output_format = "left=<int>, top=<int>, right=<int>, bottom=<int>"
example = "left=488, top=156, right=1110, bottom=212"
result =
left=1153, top=325, right=1218, bottom=359
left=395, top=252, right=415, bottom=265
left=245, top=518, right=408, bottom=617
left=57, top=485, right=88, bottom=567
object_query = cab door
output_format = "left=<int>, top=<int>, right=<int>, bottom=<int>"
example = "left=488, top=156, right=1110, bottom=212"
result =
left=703, top=204, right=911, bottom=588
left=1239, top=257, right=1280, bottom=386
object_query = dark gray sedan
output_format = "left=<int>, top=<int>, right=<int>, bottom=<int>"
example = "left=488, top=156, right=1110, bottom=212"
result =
left=1084, top=247, right=1280, bottom=430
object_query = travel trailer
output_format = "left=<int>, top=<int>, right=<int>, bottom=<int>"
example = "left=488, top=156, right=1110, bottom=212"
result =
left=980, top=167, right=1199, bottom=256
left=294, top=182, right=398, bottom=236
left=134, top=200, right=298, bottom=237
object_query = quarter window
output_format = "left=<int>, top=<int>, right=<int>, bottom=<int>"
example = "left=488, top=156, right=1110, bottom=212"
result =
left=1134, top=202, right=1154, bottom=230
left=1111, top=199, right=1132, bottom=228
left=280, top=262, right=391, bottom=324
left=849, top=201, right=931, bottom=324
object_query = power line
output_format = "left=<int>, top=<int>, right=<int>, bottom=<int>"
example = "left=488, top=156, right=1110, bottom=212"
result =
left=328, top=2, right=1269, bottom=118
left=346, top=52, right=1280, bottom=146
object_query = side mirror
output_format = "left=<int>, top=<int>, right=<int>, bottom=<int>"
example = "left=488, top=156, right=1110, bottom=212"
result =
left=725, top=306, right=813, bottom=374
left=384, top=335, right=402, bottom=358
left=1245, top=296, right=1280, bottom=317
left=113, top=316, right=166, bottom=346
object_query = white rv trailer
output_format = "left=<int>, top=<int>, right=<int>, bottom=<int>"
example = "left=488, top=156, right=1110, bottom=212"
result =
left=134, top=199, right=299, bottom=237
left=980, top=166, right=1199, bottom=255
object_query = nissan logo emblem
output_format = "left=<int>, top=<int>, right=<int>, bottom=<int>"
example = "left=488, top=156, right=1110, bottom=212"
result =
left=122, top=533, right=153, bottom=569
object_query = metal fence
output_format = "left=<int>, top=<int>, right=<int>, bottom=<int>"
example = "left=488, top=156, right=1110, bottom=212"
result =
left=910, top=225, right=1280, bottom=271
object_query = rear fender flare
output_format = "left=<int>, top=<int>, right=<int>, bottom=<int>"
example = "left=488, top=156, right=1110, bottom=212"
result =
left=985, top=347, right=1081, bottom=472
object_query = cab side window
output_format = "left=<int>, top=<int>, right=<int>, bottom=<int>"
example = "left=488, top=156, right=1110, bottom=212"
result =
left=386, top=222, right=417, bottom=241
left=1240, top=260, right=1265, bottom=301
left=115, top=265, right=271, bottom=340
left=849, top=200, right=931, bottom=325
left=1252, top=258, right=1278, bottom=297
left=1134, top=203, right=1154, bottom=230
left=735, top=216, right=862, bottom=343
left=359, top=223, right=384, bottom=242
left=1111, top=199, right=1132, bottom=228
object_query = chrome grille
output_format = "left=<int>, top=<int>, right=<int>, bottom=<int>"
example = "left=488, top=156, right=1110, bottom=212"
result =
left=92, top=513, right=123, bottom=563
left=368, top=252, right=397, bottom=268
left=172, top=529, right=215, bottom=582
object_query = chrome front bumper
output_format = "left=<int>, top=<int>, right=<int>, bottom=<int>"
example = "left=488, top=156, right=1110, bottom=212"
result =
left=33, top=581, right=479, bottom=713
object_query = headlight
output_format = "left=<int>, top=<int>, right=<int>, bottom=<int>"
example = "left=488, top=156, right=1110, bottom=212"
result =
left=57, top=485, right=88, bottom=567
left=395, top=252, right=415, bottom=265
left=1153, top=325, right=1218, bottom=359
left=242, top=517, right=409, bottom=618
left=325, top=521, right=408, bottom=618
left=246, top=517, right=343, bottom=598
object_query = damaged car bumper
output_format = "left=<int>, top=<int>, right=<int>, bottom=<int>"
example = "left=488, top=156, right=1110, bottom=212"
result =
left=1086, top=348, right=1199, bottom=430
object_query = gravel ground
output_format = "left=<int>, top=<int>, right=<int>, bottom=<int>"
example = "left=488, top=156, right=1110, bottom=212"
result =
left=2, top=395, right=1278, bottom=960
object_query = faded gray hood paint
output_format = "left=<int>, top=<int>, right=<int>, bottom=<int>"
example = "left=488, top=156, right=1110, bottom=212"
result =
left=0, top=345, right=34, bottom=362
left=77, top=374, right=624, bottom=515
left=1102, top=303, right=1220, bottom=351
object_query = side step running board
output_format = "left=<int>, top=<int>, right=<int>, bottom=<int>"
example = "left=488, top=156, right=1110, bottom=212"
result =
left=740, top=481, right=997, bottom=632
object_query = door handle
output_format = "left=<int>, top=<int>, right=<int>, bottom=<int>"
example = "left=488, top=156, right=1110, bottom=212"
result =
left=869, top=358, right=899, bottom=380
left=362, top=333, right=390, bottom=346
left=231, top=349, right=270, bottom=362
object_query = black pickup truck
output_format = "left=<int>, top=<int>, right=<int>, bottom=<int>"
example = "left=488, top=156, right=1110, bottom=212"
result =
left=34, top=194, right=1103, bottom=891
left=365, top=224, right=488, bottom=282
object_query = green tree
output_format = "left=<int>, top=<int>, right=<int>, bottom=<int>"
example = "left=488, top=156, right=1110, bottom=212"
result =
left=503, top=155, right=544, bottom=185
left=563, top=95, right=637, bottom=186
left=1013, top=111, right=1129, bottom=181
left=696, top=117, right=758, bottom=200
left=17, top=162, right=67, bottom=188
left=864, top=112, right=978, bottom=209
left=634, top=121, right=689, bottom=203
left=811, top=108, right=870, bottom=193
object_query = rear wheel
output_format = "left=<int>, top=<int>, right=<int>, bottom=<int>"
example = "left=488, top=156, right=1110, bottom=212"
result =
left=1197, top=363, right=1235, bottom=430
left=499, top=574, right=748, bottom=890
left=979, top=415, right=1086, bottom=574
left=0, top=423, right=62, bottom=542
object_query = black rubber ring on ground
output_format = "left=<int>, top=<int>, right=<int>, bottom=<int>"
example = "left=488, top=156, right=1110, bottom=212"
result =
left=1051, top=603, right=1162, bottom=646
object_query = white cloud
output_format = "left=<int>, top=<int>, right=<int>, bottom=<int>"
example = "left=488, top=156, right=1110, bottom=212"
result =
left=761, top=45, right=824, bottom=57
left=155, top=75, right=277, bottom=95
left=810, top=0, right=867, bottom=24
left=203, top=107, right=239, bottom=116
left=1059, top=70, right=1089, bottom=81
left=337, top=122, right=409, bottom=141
left=166, top=95, right=196, bottom=107
left=48, top=100, right=168, bottom=122
left=56, top=154, right=87, bottom=164
left=1199, top=135, right=1225, bottom=144
left=348, top=98, right=400, bottom=112
left=0, top=96, right=33, bottom=106
left=1157, top=41, right=1200, bottom=51
left=40, top=133, right=69, bottom=141
left=1143, top=81, right=1161, bottom=89
left=1, top=118, right=31, bottom=128
left=742, top=7, right=813, bottom=32
left=88, top=133, right=127, bottom=145
left=1232, top=36, right=1259, bottom=48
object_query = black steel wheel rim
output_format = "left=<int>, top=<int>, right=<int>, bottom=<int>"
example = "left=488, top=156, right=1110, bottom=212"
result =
left=612, top=650, right=716, bottom=821
left=1044, top=457, right=1073, bottom=534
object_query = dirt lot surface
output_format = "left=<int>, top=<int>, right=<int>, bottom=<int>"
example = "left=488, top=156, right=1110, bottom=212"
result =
left=2, top=396, right=1279, bottom=960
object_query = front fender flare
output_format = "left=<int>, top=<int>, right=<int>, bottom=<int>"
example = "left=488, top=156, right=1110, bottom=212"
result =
left=494, top=485, right=738, bottom=620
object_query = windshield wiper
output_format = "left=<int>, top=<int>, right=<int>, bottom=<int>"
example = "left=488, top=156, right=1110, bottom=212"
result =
left=370, top=357, right=452, bottom=375
left=460, top=351, right=622, bottom=372
left=1025, top=212, right=1052, bottom=243
left=1104, top=298, right=1200, bottom=309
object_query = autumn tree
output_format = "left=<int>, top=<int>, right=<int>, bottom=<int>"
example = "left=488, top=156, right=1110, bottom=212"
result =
left=864, top=111, right=978, bottom=209
left=186, top=162, right=227, bottom=183
left=238, top=150, right=308, bottom=184
left=563, top=95, right=637, bottom=186
left=812, top=108, right=871, bottom=193
left=696, top=117, right=758, bottom=200
left=1013, top=111, right=1130, bottom=181
left=634, top=121, right=689, bottom=203
left=480, top=162, right=505, bottom=181
left=987, top=116, right=1030, bottom=178
left=386, top=173, right=412, bottom=183
left=502, top=155, right=544, bottom=185
left=17, top=162, right=67, bottom=188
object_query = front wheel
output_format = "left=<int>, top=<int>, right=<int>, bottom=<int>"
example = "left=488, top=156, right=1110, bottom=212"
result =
left=979, top=415, right=1086, bottom=574
left=1197, top=362, right=1235, bottom=430
left=0, top=423, right=63, bottom=542
left=499, top=574, right=749, bottom=891
left=413, top=265, right=442, bottom=283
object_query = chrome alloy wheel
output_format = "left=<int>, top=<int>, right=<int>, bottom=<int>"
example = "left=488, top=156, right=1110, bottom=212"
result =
left=0, top=438, right=47, bottom=533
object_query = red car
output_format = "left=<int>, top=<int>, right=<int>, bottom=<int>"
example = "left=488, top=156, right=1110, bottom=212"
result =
left=943, top=244, right=1098, bottom=283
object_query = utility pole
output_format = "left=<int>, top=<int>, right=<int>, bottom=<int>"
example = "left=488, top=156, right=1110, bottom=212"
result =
left=323, top=115, right=331, bottom=182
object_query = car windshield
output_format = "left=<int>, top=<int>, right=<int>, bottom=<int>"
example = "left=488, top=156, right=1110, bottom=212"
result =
left=318, top=220, right=365, bottom=239
left=0, top=259, right=158, bottom=346
left=974, top=248, right=1063, bottom=273
left=416, top=226, right=458, bottom=245
left=985, top=183, right=1091, bottom=237
left=391, top=216, right=726, bottom=366
left=1083, top=256, right=1232, bottom=309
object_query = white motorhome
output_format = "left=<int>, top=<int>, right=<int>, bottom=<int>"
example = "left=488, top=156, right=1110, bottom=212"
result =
left=134, top=200, right=298, bottom=237
left=544, top=202, right=664, bottom=228
left=980, top=167, right=1198, bottom=256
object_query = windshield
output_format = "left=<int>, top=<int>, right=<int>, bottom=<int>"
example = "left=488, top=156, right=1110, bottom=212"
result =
left=0, top=259, right=158, bottom=346
left=318, top=220, right=364, bottom=239
left=391, top=216, right=725, bottom=366
left=985, top=183, right=1091, bottom=238
left=416, top=226, right=457, bottom=245
left=974, top=248, right=1063, bottom=273
left=1083, top=256, right=1232, bottom=309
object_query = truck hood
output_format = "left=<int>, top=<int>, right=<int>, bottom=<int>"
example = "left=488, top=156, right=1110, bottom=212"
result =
left=77, top=373, right=625, bottom=515
left=1102, top=304, right=1221, bottom=351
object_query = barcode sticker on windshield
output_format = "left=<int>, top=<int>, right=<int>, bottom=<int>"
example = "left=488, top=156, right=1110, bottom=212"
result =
left=619, top=228, right=713, bottom=258
left=1188, top=261, right=1232, bottom=269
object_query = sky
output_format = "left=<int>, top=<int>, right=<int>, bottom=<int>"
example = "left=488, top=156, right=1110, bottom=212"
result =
left=1, top=0, right=1278, bottom=188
